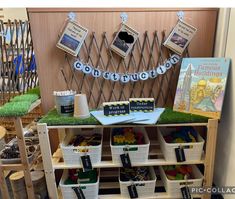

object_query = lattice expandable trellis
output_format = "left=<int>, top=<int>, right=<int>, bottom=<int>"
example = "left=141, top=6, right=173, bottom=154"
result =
left=0, top=20, right=38, bottom=104
left=62, top=30, right=188, bottom=109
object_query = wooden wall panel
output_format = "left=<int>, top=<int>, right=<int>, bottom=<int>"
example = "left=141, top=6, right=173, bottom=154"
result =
left=28, top=8, right=218, bottom=113
left=0, top=9, right=3, bottom=18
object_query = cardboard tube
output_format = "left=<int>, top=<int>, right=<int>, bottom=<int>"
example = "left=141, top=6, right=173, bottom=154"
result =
left=74, top=94, right=90, bottom=119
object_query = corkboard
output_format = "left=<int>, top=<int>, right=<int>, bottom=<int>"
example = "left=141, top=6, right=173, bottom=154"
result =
left=28, top=8, right=218, bottom=113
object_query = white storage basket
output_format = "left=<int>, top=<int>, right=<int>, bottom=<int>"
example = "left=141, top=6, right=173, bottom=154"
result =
left=158, top=127, right=204, bottom=162
left=110, top=127, right=150, bottom=164
left=60, top=128, right=103, bottom=165
left=59, top=169, right=99, bottom=199
left=159, top=165, right=203, bottom=197
left=119, top=166, right=156, bottom=199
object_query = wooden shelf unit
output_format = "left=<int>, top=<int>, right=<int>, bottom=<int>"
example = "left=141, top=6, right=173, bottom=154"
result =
left=37, top=118, right=218, bottom=199
left=0, top=99, right=41, bottom=199
left=27, top=8, right=220, bottom=199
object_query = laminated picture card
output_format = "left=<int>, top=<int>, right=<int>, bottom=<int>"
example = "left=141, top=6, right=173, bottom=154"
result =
left=57, top=20, right=88, bottom=57
left=164, top=20, right=197, bottom=55
left=110, top=23, right=139, bottom=58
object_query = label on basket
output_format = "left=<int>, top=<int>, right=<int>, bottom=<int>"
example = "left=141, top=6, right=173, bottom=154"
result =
left=61, top=104, right=74, bottom=114
left=175, top=147, right=186, bottom=162
left=181, top=186, right=191, bottom=199
left=120, top=153, right=132, bottom=168
left=72, top=187, right=86, bottom=199
left=81, top=155, right=93, bottom=172
left=128, top=184, right=138, bottom=198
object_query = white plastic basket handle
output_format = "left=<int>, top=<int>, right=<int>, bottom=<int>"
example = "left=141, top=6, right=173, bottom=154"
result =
left=123, top=145, right=139, bottom=152
left=73, top=147, right=89, bottom=154
left=175, top=144, right=191, bottom=149
left=124, top=145, right=129, bottom=154
left=179, top=175, right=194, bottom=186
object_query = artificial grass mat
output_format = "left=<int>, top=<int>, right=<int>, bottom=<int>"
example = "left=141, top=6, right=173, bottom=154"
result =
left=10, top=94, right=39, bottom=104
left=0, top=87, right=40, bottom=117
left=39, top=107, right=209, bottom=126
left=39, top=109, right=100, bottom=125
left=26, top=87, right=40, bottom=97
left=0, top=101, right=32, bottom=117
left=157, top=108, right=209, bottom=124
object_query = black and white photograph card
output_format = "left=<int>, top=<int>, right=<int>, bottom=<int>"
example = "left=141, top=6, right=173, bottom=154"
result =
left=57, top=20, right=88, bottom=57
left=110, top=24, right=139, bottom=58
left=163, top=20, right=197, bottom=55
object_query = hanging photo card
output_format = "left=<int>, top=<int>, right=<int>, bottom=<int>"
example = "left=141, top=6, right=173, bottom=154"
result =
left=164, top=20, right=197, bottom=55
left=110, top=24, right=139, bottom=58
left=103, top=101, right=130, bottom=116
left=129, top=98, right=155, bottom=112
left=57, top=20, right=88, bottom=57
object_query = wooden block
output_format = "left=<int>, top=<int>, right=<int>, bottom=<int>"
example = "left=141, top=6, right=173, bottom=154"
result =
left=10, top=171, right=27, bottom=199
left=0, top=126, right=6, bottom=150
left=0, top=126, right=7, bottom=137
left=31, top=171, right=48, bottom=197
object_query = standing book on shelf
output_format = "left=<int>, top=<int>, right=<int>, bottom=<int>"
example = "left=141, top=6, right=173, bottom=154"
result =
left=173, top=58, right=230, bottom=119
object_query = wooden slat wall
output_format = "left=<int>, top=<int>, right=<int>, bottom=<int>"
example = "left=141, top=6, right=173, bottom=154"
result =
left=28, top=8, right=218, bottom=113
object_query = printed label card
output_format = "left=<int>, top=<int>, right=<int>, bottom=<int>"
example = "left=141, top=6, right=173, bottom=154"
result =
left=129, top=98, right=155, bottom=112
left=103, top=101, right=130, bottom=116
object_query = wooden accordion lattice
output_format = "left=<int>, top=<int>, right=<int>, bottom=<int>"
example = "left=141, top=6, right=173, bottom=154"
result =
left=0, top=20, right=40, bottom=133
left=63, top=30, right=188, bottom=109
left=0, top=20, right=38, bottom=104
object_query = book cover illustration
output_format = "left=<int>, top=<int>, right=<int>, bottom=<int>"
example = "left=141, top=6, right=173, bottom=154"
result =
left=173, top=58, right=230, bottom=119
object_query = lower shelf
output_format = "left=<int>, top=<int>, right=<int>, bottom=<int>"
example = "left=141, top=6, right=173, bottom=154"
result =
left=52, top=148, right=205, bottom=169
left=58, top=188, right=203, bottom=199
left=98, top=193, right=203, bottom=199
left=57, top=170, right=203, bottom=199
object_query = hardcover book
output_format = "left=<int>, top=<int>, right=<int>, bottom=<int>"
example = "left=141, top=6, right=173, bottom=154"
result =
left=173, top=58, right=230, bottom=119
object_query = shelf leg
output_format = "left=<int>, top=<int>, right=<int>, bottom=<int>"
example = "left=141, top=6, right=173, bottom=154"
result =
left=203, top=119, right=218, bottom=199
left=14, top=117, right=36, bottom=199
left=37, top=123, right=59, bottom=199
left=58, top=128, right=66, bottom=143
left=0, top=167, right=10, bottom=199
